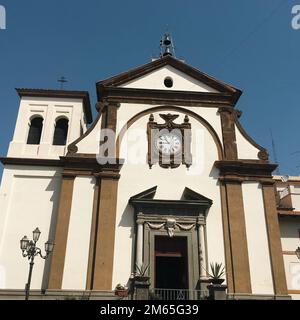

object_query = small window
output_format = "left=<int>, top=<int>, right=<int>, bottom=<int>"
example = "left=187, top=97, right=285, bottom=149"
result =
left=27, top=117, right=43, bottom=145
left=53, top=118, right=69, bottom=145
left=164, top=77, right=173, bottom=88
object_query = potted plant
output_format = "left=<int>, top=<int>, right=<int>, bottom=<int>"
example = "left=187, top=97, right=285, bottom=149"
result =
left=134, top=263, right=150, bottom=282
left=208, top=262, right=225, bottom=285
left=114, top=284, right=128, bottom=297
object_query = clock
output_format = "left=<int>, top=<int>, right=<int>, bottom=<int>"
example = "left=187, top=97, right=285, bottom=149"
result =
left=147, top=113, right=192, bottom=169
left=155, top=132, right=182, bottom=156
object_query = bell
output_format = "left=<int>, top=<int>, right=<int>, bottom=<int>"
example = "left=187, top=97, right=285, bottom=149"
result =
left=160, top=32, right=175, bottom=58
left=163, top=47, right=172, bottom=56
left=163, top=34, right=171, bottom=46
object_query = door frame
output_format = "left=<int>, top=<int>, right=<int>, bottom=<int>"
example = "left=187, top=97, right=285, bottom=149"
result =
left=154, top=235, right=189, bottom=289
left=145, top=227, right=199, bottom=290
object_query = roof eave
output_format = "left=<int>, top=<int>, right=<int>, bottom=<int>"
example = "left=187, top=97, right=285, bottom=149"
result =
left=96, top=55, right=242, bottom=101
left=16, top=88, right=93, bottom=124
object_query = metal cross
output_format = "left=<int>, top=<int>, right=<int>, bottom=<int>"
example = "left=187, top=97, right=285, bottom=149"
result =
left=57, top=76, right=68, bottom=90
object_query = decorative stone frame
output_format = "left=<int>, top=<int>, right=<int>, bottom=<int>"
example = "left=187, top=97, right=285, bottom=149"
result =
left=147, top=113, right=192, bottom=169
left=129, top=186, right=212, bottom=291
left=140, top=213, right=206, bottom=291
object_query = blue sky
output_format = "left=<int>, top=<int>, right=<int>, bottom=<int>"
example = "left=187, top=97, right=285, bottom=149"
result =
left=0, top=0, right=299, bottom=175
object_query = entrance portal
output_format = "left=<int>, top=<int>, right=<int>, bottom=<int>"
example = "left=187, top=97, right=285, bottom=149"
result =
left=155, top=236, right=188, bottom=290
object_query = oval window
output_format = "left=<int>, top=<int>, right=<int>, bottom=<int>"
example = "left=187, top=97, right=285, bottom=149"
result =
left=164, top=77, right=173, bottom=88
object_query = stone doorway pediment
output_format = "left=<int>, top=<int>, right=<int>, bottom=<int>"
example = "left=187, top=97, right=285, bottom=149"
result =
left=129, top=186, right=213, bottom=217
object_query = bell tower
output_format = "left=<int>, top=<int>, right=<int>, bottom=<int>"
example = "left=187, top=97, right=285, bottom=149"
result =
left=160, top=32, right=176, bottom=57
left=7, top=89, right=92, bottom=159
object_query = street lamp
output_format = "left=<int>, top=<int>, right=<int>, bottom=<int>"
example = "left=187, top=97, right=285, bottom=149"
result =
left=20, top=228, right=54, bottom=300
left=296, top=247, right=300, bottom=261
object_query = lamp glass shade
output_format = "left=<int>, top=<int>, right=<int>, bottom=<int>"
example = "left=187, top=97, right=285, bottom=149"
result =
left=32, top=227, right=41, bottom=242
left=20, top=236, right=29, bottom=250
left=296, top=247, right=300, bottom=260
left=45, top=241, right=54, bottom=254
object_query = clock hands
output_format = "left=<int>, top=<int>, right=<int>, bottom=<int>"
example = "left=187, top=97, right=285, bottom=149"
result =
left=157, top=134, right=181, bottom=155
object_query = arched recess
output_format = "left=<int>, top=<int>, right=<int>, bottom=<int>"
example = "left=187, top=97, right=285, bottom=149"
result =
left=116, top=105, right=224, bottom=160
left=27, top=116, right=44, bottom=145
left=53, top=117, right=69, bottom=146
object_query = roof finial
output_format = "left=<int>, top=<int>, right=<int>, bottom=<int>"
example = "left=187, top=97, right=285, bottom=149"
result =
left=160, top=32, right=176, bottom=58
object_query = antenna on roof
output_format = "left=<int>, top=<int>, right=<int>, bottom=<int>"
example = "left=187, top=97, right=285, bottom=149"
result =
left=160, top=32, right=176, bottom=58
left=57, top=76, right=68, bottom=90
left=270, top=129, right=280, bottom=175
left=282, top=175, right=289, bottom=182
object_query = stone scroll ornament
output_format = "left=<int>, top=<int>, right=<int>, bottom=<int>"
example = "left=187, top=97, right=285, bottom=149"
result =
left=146, top=218, right=195, bottom=238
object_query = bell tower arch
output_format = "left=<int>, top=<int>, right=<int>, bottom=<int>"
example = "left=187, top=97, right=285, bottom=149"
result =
left=8, top=89, right=92, bottom=159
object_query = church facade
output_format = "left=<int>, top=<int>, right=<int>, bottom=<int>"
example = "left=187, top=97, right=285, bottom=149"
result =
left=0, top=48, right=299, bottom=300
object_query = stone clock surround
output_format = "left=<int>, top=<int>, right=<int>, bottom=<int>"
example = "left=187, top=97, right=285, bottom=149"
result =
left=146, top=113, right=192, bottom=169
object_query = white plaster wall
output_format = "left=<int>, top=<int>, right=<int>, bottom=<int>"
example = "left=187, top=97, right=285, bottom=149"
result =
left=290, top=294, right=300, bottom=300
left=75, top=116, right=101, bottom=155
left=283, top=255, right=300, bottom=300
left=235, top=125, right=260, bottom=160
left=116, top=104, right=223, bottom=146
left=292, top=186, right=300, bottom=193
left=291, top=194, right=300, bottom=211
left=76, top=103, right=223, bottom=155
left=120, top=65, right=219, bottom=92
left=8, top=96, right=87, bottom=159
left=0, top=165, right=62, bottom=289
left=62, top=176, right=95, bottom=290
left=242, top=182, right=274, bottom=294
left=280, top=219, right=300, bottom=251
left=112, top=109, right=225, bottom=288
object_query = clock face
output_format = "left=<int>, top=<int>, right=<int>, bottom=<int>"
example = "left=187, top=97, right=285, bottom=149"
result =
left=155, top=133, right=182, bottom=156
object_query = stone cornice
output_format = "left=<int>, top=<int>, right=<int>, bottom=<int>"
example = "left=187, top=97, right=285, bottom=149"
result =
left=215, top=160, right=277, bottom=180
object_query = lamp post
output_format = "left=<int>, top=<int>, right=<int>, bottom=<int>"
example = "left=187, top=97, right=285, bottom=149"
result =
left=20, top=228, right=54, bottom=300
left=296, top=247, right=300, bottom=261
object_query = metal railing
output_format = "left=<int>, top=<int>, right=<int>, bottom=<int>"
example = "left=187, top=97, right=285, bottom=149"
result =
left=149, top=288, right=209, bottom=300
left=278, top=187, right=289, bottom=199
left=278, top=187, right=300, bottom=199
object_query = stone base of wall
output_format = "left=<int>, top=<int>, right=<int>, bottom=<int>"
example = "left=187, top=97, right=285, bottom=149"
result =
left=227, top=293, right=291, bottom=300
left=0, top=289, right=122, bottom=300
left=0, top=289, right=292, bottom=301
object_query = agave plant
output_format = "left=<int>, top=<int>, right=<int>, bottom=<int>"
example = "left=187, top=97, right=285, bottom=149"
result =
left=135, top=262, right=150, bottom=277
left=209, top=262, right=225, bottom=279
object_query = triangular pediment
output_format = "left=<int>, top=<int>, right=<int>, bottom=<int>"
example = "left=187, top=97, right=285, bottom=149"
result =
left=130, top=186, right=157, bottom=200
left=97, top=55, right=241, bottom=96
left=119, top=65, right=219, bottom=93
left=182, top=187, right=213, bottom=204
left=129, top=186, right=212, bottom=216
left=129, top=186, right=212, bottom=206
